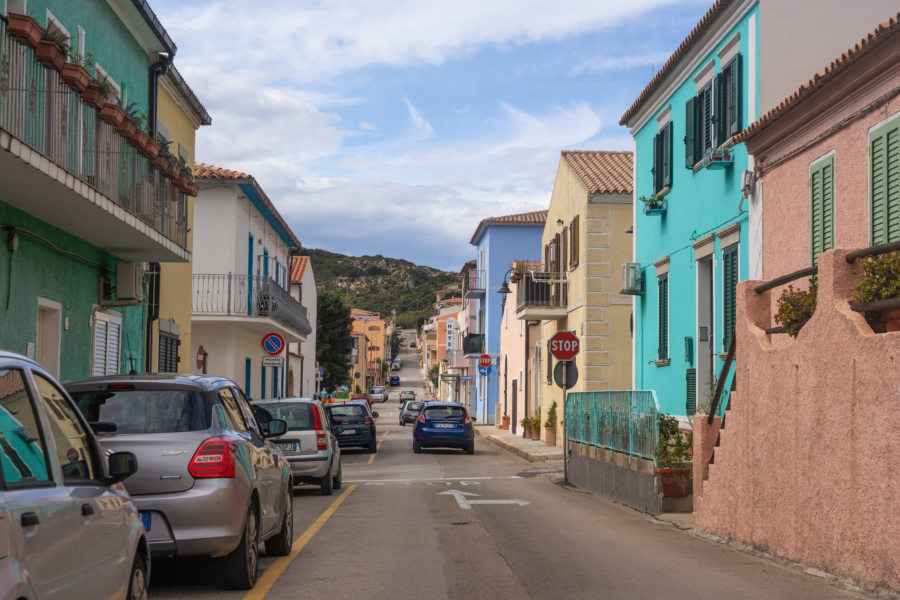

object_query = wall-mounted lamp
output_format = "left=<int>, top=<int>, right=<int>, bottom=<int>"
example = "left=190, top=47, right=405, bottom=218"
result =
left=497, top=266, right=515, bottom=295
left=556, top=219, right=564, bottom=226
left=625, top=226, right=634, bottom=234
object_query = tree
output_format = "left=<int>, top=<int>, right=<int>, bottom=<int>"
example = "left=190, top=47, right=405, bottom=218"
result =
left=389, top=330, right=401, bottom=359
left=316, top=292, right=352, bottom=392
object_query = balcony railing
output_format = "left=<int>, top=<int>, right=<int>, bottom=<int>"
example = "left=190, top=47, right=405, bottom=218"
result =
left=192, top=274, right=311, bottom=337
left=566, top=391, right=660, bottom=463
left=0, top=19, right=187, bottom=249
left=515, top=271, right=567, bottom=319
left=462, top=333, right=483, bottom=355
left=463, top=268, right=485, bottom=300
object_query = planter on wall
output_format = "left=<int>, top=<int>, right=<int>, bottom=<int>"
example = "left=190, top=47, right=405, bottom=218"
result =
left=849, top=298, right=900, bottom=333
left=34, top=40, right=65, bottom=72
left=643, top=199, right=667, bottom=216
left=702, top=148, right=734, bottom=170
left=115, top=115, right=136, bottom=139
left=81, top=83, right=105, bottom=108
left=7, top=13, right=42, bottom=47
left=150, top=154, right=166, bottom=169
left=883, top=306, right=900, bottom=332
left=545, top=427, right=556, bottom=446
left=98, top=103, right=126, bottom=128
left=655, top=467, right=692, bottom=497
left=60, top=63, right=90, bottom=92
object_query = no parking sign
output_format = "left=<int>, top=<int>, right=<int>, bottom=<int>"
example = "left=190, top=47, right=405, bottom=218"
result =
left=262, top=333, right=285, bottom=355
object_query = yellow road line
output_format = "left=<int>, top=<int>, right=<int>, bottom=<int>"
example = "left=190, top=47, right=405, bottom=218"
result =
left=243, top=485, right=357, bottom=600
left=367, top=430, right=389, bottom=464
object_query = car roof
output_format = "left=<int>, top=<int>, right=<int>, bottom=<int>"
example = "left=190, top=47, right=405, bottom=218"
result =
left=254, top=397, right=317, bottom=404
left=326, top=400, right=369, bottom=407
left=64, top=372, right=239, bottom=392
left=423, top=401, right=465, bottom=408
left=0, top=349, right=41, bottom=368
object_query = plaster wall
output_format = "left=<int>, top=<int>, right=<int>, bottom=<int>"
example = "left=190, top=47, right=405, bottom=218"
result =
left=499, top=283, right=527, bottom=429
left=694, top=249, right=900, bottom=594
left=296, top=262, right=317, bottom=396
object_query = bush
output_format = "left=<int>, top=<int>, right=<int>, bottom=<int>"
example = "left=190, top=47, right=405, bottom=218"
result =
left=853, top=251, right=900, bottom=303
left=655, top=414, right=692, bottom=469
left=774, top=275, right=817, bottom=337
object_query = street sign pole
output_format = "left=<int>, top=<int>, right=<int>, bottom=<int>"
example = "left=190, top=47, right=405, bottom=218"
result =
left=563, top=360, right=568, bottom=485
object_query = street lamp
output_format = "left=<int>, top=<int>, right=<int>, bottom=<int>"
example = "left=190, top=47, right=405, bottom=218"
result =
left=497, top=267, right=514, bottom=296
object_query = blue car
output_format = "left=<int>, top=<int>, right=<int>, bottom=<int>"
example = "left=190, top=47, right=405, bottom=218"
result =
left=389, top=375, right=400, bottom=386
left=413, top=402, right=474, bottom=455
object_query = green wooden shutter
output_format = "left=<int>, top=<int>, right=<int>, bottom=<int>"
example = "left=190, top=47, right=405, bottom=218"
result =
left=702, top=82, right=713, bottom=153
left=722, top=244, right=739, bottom=350
left=869, top=119, right=900, bottom=244
left=684, top=98, right=695, bottom=169
left=714, top=70, right=726, bottom=146
left=663, top=121, right=673, bottom=189
left=686, top=368, right=697, bottom=417
left=652, top=131, right=661, bottom=194
left=729, top=54, right=743, bottom=136
left=810, top=156, right=834, bottom=265
left=658, top=273, right=668, bottom=360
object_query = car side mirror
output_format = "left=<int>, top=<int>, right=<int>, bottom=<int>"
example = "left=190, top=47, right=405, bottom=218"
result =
left=106, top=451, right=138, bottom=485
left=265, top=419, right=288, bottom=438
left=372, top=412, right=379, bottom=418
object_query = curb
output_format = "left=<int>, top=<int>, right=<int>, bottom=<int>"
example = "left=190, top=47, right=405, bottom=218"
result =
left=475, top=428, right=564, bottom=463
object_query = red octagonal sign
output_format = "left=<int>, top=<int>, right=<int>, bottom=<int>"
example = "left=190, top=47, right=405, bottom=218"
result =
left=478, top=354, right=492, bottom=368
left=549, top=331, right=580, bottom=361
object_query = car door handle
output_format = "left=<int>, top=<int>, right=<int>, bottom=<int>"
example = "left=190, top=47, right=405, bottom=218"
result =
left=21, top=512, right=39, bottom=527
left=81, top=504, right=94, bottom=517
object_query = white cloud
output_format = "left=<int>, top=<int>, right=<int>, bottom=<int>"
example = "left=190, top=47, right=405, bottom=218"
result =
left=568, top=52, right=674, bottom=77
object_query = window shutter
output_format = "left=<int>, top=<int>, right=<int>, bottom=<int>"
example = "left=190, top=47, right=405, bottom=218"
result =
left=570, top=216, right=579, bottom=268
left=729, top=54, right=743, bottom=137
left=92, top=321, right=108, bottom=376
left=702, top=83, right=713, bottom=153
left=810, top=156, right=834, bottom=265
left=869, top=120, right=900, bottom=244
left=714, top=70, right=726, bottom=146
left=684, top=97, right=695, bottom=169
left=722, top=244, right=739, bottom=350
left=663, top=121, right=673, bottom=189
left=652, top=131, right=661, bottom=194
left=561, top=226, right=568, bottom=271
left=546, top=341, right=553, bottom=383
left=658, top=273, right=668, bottom=360
left=686, top=368, right=697, bottom=417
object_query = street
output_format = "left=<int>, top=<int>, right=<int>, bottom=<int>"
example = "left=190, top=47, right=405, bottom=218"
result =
left=147, top=343, right=864, bottom=600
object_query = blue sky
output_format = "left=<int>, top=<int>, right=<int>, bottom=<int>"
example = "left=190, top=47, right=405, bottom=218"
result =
left=153, top=0, right=710, bottom=271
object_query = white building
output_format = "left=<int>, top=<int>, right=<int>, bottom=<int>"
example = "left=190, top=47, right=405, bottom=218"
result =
left=289, top=256, right=317, bottom=397
left=191, top=164, right=311, bottom=400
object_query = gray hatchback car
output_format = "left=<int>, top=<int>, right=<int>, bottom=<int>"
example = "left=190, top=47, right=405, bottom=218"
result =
left=66, top=374, right=294, bottom=590
left=252, top=398, right=342, bottom=495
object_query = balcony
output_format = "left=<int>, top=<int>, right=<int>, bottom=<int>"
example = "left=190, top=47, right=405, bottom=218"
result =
left=0, top=19, right=188, bottom=261
left=463, top=268, right=485, bottom=300
left=516, top=271, right=568, bottom=320
left=192, top=273, right=311, bottom=342
left=462, top=333, right=484, bottom=357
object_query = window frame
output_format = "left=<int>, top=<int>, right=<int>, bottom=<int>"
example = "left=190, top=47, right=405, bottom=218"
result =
left=92, top=310, right=122, bottom=376
left=722, top=243, right=739, bottom=351
left=869, top=112, right=900, bottom=245
left=657, top=272, right=669, bottom=361
left=0, top=368, right=55, bottom=490
left=809, top=153, right=835, bottom=266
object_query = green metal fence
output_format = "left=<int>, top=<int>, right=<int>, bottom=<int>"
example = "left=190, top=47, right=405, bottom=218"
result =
left=565, top=391, right=659, bottom=462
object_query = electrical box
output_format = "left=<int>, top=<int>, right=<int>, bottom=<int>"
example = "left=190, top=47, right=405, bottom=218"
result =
left=619, top=262, right=644, bottom=295
left=116, top=262, right=144, bottom=301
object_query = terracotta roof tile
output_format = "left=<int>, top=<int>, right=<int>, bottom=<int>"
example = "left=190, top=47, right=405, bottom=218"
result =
left=290, top=256, right=309, bottom=284
left=561, top=151, right=633, bottom=194
left=620, top=0, right=734, bottom=126
left=193, top=163, right=252, bottom=181
left=469, top=210, right=548, bottom=245
left=735, top=13, right=900, bottom=144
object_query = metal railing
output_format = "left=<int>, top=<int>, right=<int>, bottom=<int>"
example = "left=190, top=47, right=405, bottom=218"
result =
left=0, top=21, right=187, bottom=248
left=462, top=333, right=483, bottom=355
left=516, top=271, right=567, bottom=311
left=462, top=268, right=485, bottom=298
left=566, top=391, right=660, bottom=462
left=192, top=274, right=311, bottom=336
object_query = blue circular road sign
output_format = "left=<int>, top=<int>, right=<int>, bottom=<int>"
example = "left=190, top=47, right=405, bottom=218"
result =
left=262, top=333, right=285, bottom=355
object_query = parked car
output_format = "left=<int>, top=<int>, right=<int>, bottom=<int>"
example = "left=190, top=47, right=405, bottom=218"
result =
left=369, top=386, right=388, bottom=403
left=413, top=401, right=475, bottom=454
left=398, top=390, right=416, bottom=403
left=350, top=394, right=372, bottom=408
left=326, top=401, right=378, bottom=452
left=252, top=398, right=342, bottom=496
left=389, top=375, right=400, bottom=386
left=0, top=351, right=149, bottom=600
left=391, top=361, right=401, bottom=371
left=66, top=373, right=294, bottom=590
left=399, top=400, right=425, bottom=425
left=409, top=341, right=416, bottom=348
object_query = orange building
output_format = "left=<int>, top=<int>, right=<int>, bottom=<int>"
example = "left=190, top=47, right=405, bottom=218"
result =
left=351, top=308, right=387, bottom=386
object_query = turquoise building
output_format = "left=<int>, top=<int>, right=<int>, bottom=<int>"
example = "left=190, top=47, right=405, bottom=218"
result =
left=619, top=3, right=758, bottom=418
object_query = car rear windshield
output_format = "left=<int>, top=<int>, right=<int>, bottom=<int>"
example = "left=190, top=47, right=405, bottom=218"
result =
left=407, top=402, right=424, bottom=411
left=256, top=403, right=314, bottom=431
left=328, top=405, right=366, bottom=419
left=424, top=406, right=466, bottom=419
left=372, top=387, right=386, bottom=393
left=72, top=389, right=210, bottom=433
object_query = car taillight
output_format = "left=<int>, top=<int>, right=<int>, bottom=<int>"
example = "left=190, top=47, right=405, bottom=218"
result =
left=465, top=414, right=472, bottom=425
left=363, top=416, right=374, bottom=424
left=188, top=437, right=236, bottom=478
left=313, top=405, right=327, bottom=451
left=417, top=411, right=426, bottom=423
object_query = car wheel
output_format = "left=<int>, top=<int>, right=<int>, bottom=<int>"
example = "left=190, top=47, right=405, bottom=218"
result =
left=399, top=420, right=405, bottom=426
left=333, top=460, right=342, bottom=490
left=320, top=463, right=335, bottom=495
left=367, top=438, right=377, bottom=453
left=223, top=505, right=259, bottom=590
left=126, top=552, right=148, bottom=600
left=413, top=441, right=421, bottom=454
left=265, top=486, right=293, bottom=556
left=466, top=442, right=475, bottom=455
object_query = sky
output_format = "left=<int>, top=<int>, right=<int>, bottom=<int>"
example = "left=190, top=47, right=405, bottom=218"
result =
left=153, top=0, right=711, bottom=271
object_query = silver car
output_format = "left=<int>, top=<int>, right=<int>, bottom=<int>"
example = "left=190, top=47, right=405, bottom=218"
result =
left=0, top=351, right=148, bottom=600
left=66, top=374, right=294, bottom=590
left=253, top=398, right=342, bottom=495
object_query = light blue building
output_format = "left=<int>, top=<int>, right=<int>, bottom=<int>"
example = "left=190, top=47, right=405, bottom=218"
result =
left=465, top=211, right=546, bottom=424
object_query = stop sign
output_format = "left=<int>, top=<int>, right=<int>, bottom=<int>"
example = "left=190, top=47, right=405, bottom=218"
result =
left=478, top=354, right=492, bottom=368
left=549, top=331, right=580, bottom=361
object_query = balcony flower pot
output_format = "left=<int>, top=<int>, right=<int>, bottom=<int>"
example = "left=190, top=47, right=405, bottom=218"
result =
left=7, top=13, right=42, bottom=48
left=174, top=171, right=187, bottom=188
left=150, top=155, right=167, bottom=169
left=81, top=83, right=105, bottom=108
left=703, top=148, right=734, bottom=170
left=131, top=129, right=149, bottom=151
left=655, top=467, right=692, bottom=497
left=98, top=103, right=125, bottom=128
left=850, top=251, right=900, bottom=333
left=35, top=40, right=65, bottom=72
left=60, top=63, right=90, bottom=92
left=640, top=195, right=667, bottom=216
left=186, top=182, right=199, bottom=196
left=115, top=115, right=136, bottom=139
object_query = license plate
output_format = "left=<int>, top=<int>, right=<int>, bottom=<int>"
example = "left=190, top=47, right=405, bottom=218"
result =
left=277, top=442, right=298, bottom=451
left=435, top=423, right=456, bottom=429
left=341, top=429, right=356, bottom=435
left=140, top=512, right=151, bottom=531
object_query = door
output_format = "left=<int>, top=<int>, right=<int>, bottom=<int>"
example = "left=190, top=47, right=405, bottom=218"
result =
left=36, top=299, right=62, bottom=378
left=696, top=256, right=715, bottom=411
left=511, top=385, right=518, bottom=435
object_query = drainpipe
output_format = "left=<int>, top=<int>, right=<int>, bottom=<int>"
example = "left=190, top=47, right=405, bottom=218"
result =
left=522, top=320, right=529, bottom=438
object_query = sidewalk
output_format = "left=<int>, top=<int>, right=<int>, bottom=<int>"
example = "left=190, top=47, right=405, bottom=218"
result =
left=474, top=424, right=564, bottom=462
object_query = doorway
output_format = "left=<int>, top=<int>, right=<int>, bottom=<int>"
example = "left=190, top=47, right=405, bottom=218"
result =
left=696, top=257, right=715, bottom=412
left=36, top=298, right=62, bottom=377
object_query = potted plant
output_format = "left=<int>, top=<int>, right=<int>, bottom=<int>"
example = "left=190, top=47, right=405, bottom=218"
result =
left=501, top=413, right=510, bottom=431
left=654, top=414, right=692, bottom=497
left=544, top=401, right=558, bottom=446
left=61, top=52, right=90, bottom=93
left=774, top=275, right=817, bottom=337
left=639, top=194, right=667, bottom=216
left=34, top=30, right=68, bottom=72
left=7, top=13, right=42, bottom=48
left=98, top=101, right=126, bottom=129
left=703, top=147, right=734, bottom=170
left=530, top=407, right=541, bottom=440
left=520, top=417, right=532, bottom=439
left=851, top=250, right=900, bottom=332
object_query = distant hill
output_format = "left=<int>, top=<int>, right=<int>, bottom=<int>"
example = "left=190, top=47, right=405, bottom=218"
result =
left=302, top=248, right=459, bottom=328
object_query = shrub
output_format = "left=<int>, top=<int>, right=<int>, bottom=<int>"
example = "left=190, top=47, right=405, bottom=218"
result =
left=774, top=275, right=817, bottom=337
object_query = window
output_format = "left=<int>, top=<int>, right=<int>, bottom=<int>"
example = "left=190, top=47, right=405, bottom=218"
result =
left=714, top=54, right=743, bottom=144
left=233, top=387, right=260, bottom=434
left=869, top=115, right=900, bottom=245
left=0, top=369, right=51, bottom=486
left=686, top=368, right=697, bottom=417
left=217, top=388, right=247, bottom=431
left=92, top=311, right=121, bottom=376
left=722, top=244, right=739, bottom=351
left=810, top=155, right=835, bottom=265
left=685, top=83, right=712, bottom=168
left=569, top=216, right=579, bottom=268
left=34, top=374, right=98, bottom=483
left=657, top=273, right=669, bottom=360
left=73, top=389, right=209, bottom=433
left=653, top=121, right=673, bottom=194
left=158, top=331, right=180, bottom=373
left=94, top=64, right=121, bottom=103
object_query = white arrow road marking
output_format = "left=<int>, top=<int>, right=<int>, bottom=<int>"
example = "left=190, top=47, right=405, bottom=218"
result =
left=438, top=489, right=530, bottom=510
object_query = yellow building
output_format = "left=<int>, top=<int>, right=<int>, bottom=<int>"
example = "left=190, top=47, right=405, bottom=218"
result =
left=349, top=332, right=368, bottom=395
left=516, top=151, right=633, bottom=444
left=351, top=309, right=386, bottom=386
left=150, top=66, right=211, bottom=372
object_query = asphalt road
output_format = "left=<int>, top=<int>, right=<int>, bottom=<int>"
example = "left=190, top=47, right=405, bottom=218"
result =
left=149, top=340, right=865, bottom=600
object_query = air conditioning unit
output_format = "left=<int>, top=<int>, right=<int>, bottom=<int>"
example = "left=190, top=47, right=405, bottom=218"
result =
left=620, top=262, right=644, bottom=295
left=116, top=262, right=144, bottom=301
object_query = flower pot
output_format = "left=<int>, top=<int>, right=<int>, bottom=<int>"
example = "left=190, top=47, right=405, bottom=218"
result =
left=115, top=115, right=136, bottom=138
left=34, top=40, right=65, bottom=72
left=530, top=426, right=540, bottom=441
left=131, top=130, right=148, bottom=151
left=545, top=427, right=556, bottom=446
left=7, top=14, right=42, bottom=48
left=60, top=63, right=90, bottom=92
left=81, top=83, right=105, bottom=108
left=501, top=416, right=510, bottom=430
left=523, top=424, right=532, bottom=439
left=150, top=155, right=166, bottom=169
left=98, top=103, right=125, bottom=128
left=643, top=201, right=667, bottom=216
left=884, top=306, right=900, bottom=332
left=655, top=467, right=692, bottom=497
left=174, top=171, right=187, bottom=187
left=187, top=182, right=199, bottom=196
